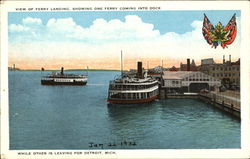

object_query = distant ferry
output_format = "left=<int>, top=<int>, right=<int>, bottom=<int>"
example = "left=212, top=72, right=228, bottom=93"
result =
left=41, top=67, right=87, bottom=85
left=107, top=60, right=159, bottom=104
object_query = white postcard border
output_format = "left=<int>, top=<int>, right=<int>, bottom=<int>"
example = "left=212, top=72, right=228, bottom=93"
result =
left=1, top=1, right=250, bottom=159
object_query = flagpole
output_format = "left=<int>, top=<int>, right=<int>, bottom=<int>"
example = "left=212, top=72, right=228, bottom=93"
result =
left=121, top=50, right=123, bottom=77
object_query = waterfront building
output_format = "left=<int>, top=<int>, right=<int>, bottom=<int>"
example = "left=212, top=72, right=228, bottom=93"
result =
left=162, top=71, right=221, bottom=93
left=180, top=59, right=198, bottom=71
left=147, top=66, right=165, bottom=81
left=168, top=66, right=179, bottom=71
left=199, top=55, right=240, bottom=89
left=8, top=64, right=20, bottom=71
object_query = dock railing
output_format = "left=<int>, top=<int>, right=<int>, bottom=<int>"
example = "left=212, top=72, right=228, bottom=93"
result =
left=199, top=91, right=240, bottom=112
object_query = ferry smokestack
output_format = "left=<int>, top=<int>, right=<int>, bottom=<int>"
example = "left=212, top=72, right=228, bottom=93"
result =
left=61, top=67, right=64, bottom=75
left=137, top=61, right=143, bottom=79
left=187, top=59, right=190, bottom=71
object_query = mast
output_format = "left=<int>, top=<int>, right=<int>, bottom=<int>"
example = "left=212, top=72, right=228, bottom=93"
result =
left=86, top=66, right=89, bottom=76
left=121, top=50, right=123, bottom=76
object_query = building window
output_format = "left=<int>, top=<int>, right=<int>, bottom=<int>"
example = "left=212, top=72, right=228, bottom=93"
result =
left=213, top=73, right=215, bottom=77
left=237, top=67, right=240, bottom=71
left=229, top=67, right=231, bottom=71
left=225, top=67, right=227, bottom=71
left=220, top=67, right=223, bottom=70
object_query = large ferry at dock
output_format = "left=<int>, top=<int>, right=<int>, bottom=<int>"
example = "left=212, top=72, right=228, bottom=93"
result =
left=41, top=67, right=87, bottom=85
left=107, top=61, right=159, bottom=104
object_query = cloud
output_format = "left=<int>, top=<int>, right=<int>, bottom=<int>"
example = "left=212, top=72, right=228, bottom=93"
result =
left=9, top=15, right=160, bottom=43
left=9, top=24, right=29, bottom=32
left=8, top=15, right=241, bottom=69
left=22, top=17, right=42, bottom=25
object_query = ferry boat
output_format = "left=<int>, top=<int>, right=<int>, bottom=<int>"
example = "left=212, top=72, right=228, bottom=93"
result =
left=107, top=61, right=159, bottom=104
left=41, top=67, right=87, bottom=85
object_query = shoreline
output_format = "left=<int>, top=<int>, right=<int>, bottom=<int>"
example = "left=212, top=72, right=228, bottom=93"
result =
left=8, top=69, right=121, bottom=72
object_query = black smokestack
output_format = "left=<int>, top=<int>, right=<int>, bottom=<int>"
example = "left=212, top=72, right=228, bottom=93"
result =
left=61, top=67, right=64, bottom=75
left=187, top=59, right=190, bottom=71
left=137, top=61, right=143, bottom=79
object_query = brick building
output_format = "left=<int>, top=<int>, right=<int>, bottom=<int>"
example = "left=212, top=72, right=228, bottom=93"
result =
left=199, top=55, right=240, bottom=89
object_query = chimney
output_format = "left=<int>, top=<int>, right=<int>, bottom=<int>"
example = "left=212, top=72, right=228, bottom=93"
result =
left=137, top=61, right=143, bottom=79
left=187, top=59, right=190, bottom=71
left=223, top=55, right=225, bottom=64
left=61, top=67, right=64, bottom=75
left=229, top=55, right=231, bottom=63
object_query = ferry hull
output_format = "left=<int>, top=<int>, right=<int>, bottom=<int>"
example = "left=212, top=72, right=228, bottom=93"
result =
left=107, top=95, right=158, bottom=104
left=41, top=80, right=87, bottom=86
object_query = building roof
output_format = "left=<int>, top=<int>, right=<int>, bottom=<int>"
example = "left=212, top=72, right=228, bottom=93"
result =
left=163, top=71, right=193, bottom=80
left=201, top=58, right=215, bottom=65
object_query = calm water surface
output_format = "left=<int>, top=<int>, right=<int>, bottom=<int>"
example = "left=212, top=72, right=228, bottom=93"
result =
left=9, top=71, right=240, bottom=149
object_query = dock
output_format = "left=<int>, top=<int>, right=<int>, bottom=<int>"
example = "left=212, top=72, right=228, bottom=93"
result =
left=159, top=89, right=240, bottom=119
left=199, top=91, right=240, bottom=119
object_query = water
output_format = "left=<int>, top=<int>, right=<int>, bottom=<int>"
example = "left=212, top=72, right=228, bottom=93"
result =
left=9, top=71, right=240, bottom=149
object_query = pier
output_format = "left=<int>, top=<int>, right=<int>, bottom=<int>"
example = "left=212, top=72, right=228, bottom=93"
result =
left=159, top=89, right=240, bottom=119
left=198, top=91, right=240, bottom=119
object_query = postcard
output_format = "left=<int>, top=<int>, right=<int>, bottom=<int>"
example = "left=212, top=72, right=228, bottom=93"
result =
left=1, top=1, right=250, bottom=159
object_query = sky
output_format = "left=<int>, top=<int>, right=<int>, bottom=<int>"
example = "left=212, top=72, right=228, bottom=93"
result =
left=8, top=10, right=241, bottom=70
